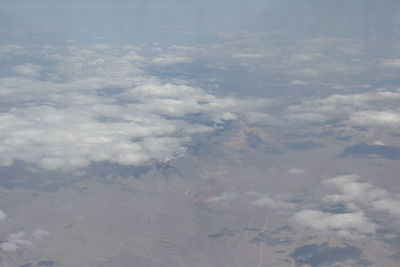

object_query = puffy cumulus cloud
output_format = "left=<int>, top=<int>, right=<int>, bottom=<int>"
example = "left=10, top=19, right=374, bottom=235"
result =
left=372, top=199, right=400, bottom=217
left=323, top=174, right=400, bottom=218
left=322, top=175, right=387, bottom=203
left=13, top=63, right=43, bottom=77
left=0, top=45, right=273, bottom=171
left=293, top=209, right=377, bottom=239
left=285, top=91, right=400, bottom=124
left=0, top=104, right=195, bottom=170
left=0, top=209, right=6, bottom=222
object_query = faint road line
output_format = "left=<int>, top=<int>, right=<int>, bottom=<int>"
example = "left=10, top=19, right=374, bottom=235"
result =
left=257, top=210, right=270, bottom=267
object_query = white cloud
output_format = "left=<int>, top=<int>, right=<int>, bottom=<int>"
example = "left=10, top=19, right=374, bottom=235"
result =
left=205, top=191, right=296, bottom=209
left=323, top=174, right=400, bottom=219
left=349, top=110, right=400, bottom=127
left=291, top=54, right=316, bottom=62
left=371, top=198, right=400, bottom=217
left=151, top=55, right=193, bottom=65
left=285, top=91, right=400, bottom=125
left=322, top=175, right=388, bottom=203
left=0, top=45, right=26, bottom=57
left=0, top=229, right=49, bottom=253
left=286, top=112, right=328, bottom=122
left=0, top=45, right=273, bottom=171
left=33, top=229, right=50, bottom=240
left=289, top=68, right=320, bottom=77
left=150, top=45, right=203, bottom=66
left=0, top=242, right=18, bottom=252
left=207, top=192, right=240, bottom=203
left=293, top=174, right=400, bottom=238
left=289, top=80, right=309, bottom=86
left=293, top=209, right=377, bottom=239
left=0, top=232, right=33, bottom=252
left=289, top=91, right=400, bottom=114
left=381, top=58, right=400, bottom=68
left=231, top=53, right=264, bottom=59
left=288, top=169, right=306, bottom=174
left=13, top=63, right=43, bottom=77
left=0, top=209, right=6, bottom=222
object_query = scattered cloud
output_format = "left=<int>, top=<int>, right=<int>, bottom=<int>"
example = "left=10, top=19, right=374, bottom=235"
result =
left=285, top=91, right=400, bottom=125
left=323, top=174, right=400, bottom=218
left=288, top=91, right=400, bottom=115
left=288, top=169, right=306, bottom=174
left=230, top=53, right=264, bottom=59
left=289, top=80, right=308, bottom=86
left=0, top=45, right=273, bottom=171
left=151, top=55, right=193, bottom=65
left=150, top=45, right=207, bottom=66
left=286, top=112, right=328, bottom=122
left=293, top=174, right=400, bottom=239
left=0, top=209, right=6, bottom=222
left=204, top=191, right=296, bottom=210
left=0, top=229, right=49, bottom=253
left=207, top=192, right=240, bottom=203
left=293, top=209, right=377, bottom=239
left=348, top=110, right=400, bottom=127
left=33, top=229, right=50, bottom=240
left=381, top=58, right=400, bottom=68
left=289, top=68, right=320, bottom=77
left=0, top=45, right=26, bottom=57
left=13, top=63, right=43, bottom=77
left=0, top=232, right=33, bottom=252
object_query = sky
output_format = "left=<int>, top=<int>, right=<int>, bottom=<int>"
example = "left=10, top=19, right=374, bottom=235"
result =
left=1, top=0, right=399, bottom=44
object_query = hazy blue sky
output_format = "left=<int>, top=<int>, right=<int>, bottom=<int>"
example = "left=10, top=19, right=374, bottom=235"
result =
left=1, top=0, right=399, bottom=44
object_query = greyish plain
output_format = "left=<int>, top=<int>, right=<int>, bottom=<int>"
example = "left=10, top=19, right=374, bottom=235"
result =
left=1, top=1, right=400, bottom=266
